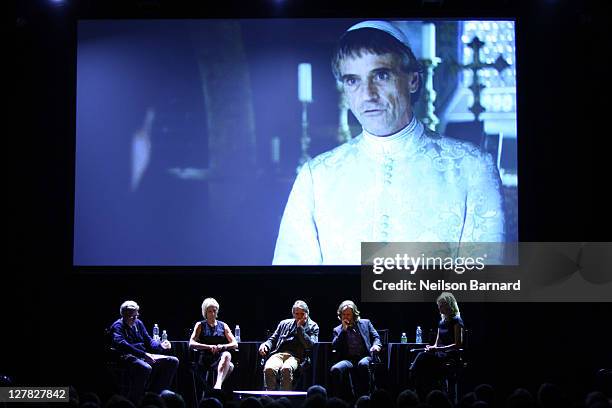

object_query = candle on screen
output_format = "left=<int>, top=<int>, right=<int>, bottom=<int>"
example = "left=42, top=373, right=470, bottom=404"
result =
left=421, top=23, right=436, bottom=60
left=298, top=63, right=313, bottom=103
left=271, top=136, right=280, bottom=164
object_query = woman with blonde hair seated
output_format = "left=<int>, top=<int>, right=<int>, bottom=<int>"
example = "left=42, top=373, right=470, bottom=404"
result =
left=189, top=298, right=238, bottom=390
left=409, top=292, right=464, bottom=397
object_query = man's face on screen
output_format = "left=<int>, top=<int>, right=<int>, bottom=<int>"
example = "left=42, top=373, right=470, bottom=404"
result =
left=339, top=51, right=416, bottom=137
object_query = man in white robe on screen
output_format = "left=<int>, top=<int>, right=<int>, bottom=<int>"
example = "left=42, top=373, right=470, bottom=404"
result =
left=273, top=21, right=505, bottom=265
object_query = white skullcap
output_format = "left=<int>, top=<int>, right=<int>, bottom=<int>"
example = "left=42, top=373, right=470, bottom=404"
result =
left=346, top=20, right=410, bottom=47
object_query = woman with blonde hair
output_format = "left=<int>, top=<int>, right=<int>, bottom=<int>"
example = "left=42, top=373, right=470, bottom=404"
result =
left=189, top=298, right=238, bottom=390
left=409, top=292, right=464, bottom=398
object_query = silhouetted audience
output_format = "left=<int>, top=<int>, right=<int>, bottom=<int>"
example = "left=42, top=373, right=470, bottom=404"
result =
left=79, top=391, right=102, bottom=407
left=536, top=383, right=566, bottom=408
left=277, top=397, right=292, bottom=408
left=474, top=384, right=495, bottom=407
left=396, top=389, right=419, bottom=408
left=259, top=396, right=274, bottom=407
left=203, top=389, right=229, bottom=406
left=262, top=401, right=285, bottom=408
left=425, top=390, right=451, bottom=408
left=68, top=385, right=80, bottom=407
left=139, top=392, right=166, bottom=408
left=0, top=374, right=13, bottom=386
left=327, top=397, right=350, bottom=408
left=457, top=391, right=477, bottom=408
left=304, top=394, right=327, bottom=408
left=355, top=395, right=371, bottom=408
left=505, top=388, right=534, bottom=408
left=595, top=369, right=612, bottom=399
left=199, top=397, right=223, bottom=408
left=308, top=385, right=328, bottom=400
left=61, top=371, right=612, bottom=408
left=240, top=397, right=264, bottom=408
left=586, top=391, right=612, bottom=408
left=159, top=390, right=185, bottom=408
left=106, top=394, right=136, bottom=408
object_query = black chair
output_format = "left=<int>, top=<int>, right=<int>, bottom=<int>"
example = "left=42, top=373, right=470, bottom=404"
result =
left=409, top=328, right=468, bottom=403
left=191, top=347, right=241, bottom=406
left=190, top=348, right=225, bottom=404
left=188, top=348, right=205, bottom=404
left=103, top=328, right=131, bottom=398
left=595, top=368, right=612, bottom=397
left=184, top=326, right=204, bottom=404
left=369, top=329, right=389, bottom=393
left=441, top=328, right=469, bottom=405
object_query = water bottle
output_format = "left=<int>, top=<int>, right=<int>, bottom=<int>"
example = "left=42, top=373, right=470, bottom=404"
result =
left=235, top=325, right=241, bottom=342
left=153, top=323, right=160, bottom=341
left=416, top=326, right=423, bottom=343
left=400, top=332, right=408, bottom=344
left=161, top=329, right=168, bottom=342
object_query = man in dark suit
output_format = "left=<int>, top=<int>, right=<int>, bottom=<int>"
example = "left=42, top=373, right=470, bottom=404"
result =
left=330, top=300, right=382, bottom=400
left=109, top=300, right=179, bottom=403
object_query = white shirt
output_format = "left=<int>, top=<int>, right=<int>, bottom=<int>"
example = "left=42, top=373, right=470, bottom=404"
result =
left=273, top=117, right=505, bottom=265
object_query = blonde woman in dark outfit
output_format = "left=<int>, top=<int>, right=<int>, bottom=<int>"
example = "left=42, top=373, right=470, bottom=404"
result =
left=409, top=292, right=464, bottom=398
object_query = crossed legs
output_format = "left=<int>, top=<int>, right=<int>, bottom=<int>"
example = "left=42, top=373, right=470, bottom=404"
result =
left=214, top=351, right=234, bottom=389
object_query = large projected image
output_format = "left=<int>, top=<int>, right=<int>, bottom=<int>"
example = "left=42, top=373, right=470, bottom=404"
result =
left=74, top=19, right=518, bottom=266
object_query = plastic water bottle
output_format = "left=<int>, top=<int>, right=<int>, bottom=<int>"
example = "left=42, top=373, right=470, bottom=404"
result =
left=161, top=329, right=168, bottom=342
left=401, top=332, right=408, bottom=344
left=235, top=325, right=241, bottom=342
left=416, top=326, right=423, bottom=343
left=153, top=323, right=160, bottom=341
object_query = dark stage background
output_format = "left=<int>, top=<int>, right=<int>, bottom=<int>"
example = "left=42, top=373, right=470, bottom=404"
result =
left=9, top=0, right=608, bottom=405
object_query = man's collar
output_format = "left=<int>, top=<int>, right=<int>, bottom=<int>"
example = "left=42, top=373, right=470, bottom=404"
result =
left=122, top=319, right=138, bottom=328
left=362, top=115, right=417, bottom=140
left=361, top=115, right=423, bottom=157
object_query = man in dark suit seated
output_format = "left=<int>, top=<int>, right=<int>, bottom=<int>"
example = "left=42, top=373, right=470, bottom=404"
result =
left=109, top=300, right=179, bottom=403
left=330, top=300, right=382, bottom=401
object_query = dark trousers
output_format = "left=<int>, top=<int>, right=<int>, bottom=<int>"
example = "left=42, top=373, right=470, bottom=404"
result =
left=123, top=354, right=179, bottom=403
left=409, top=351, right=450, bottom=398
left=330, top=356, right=372, bottom=401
